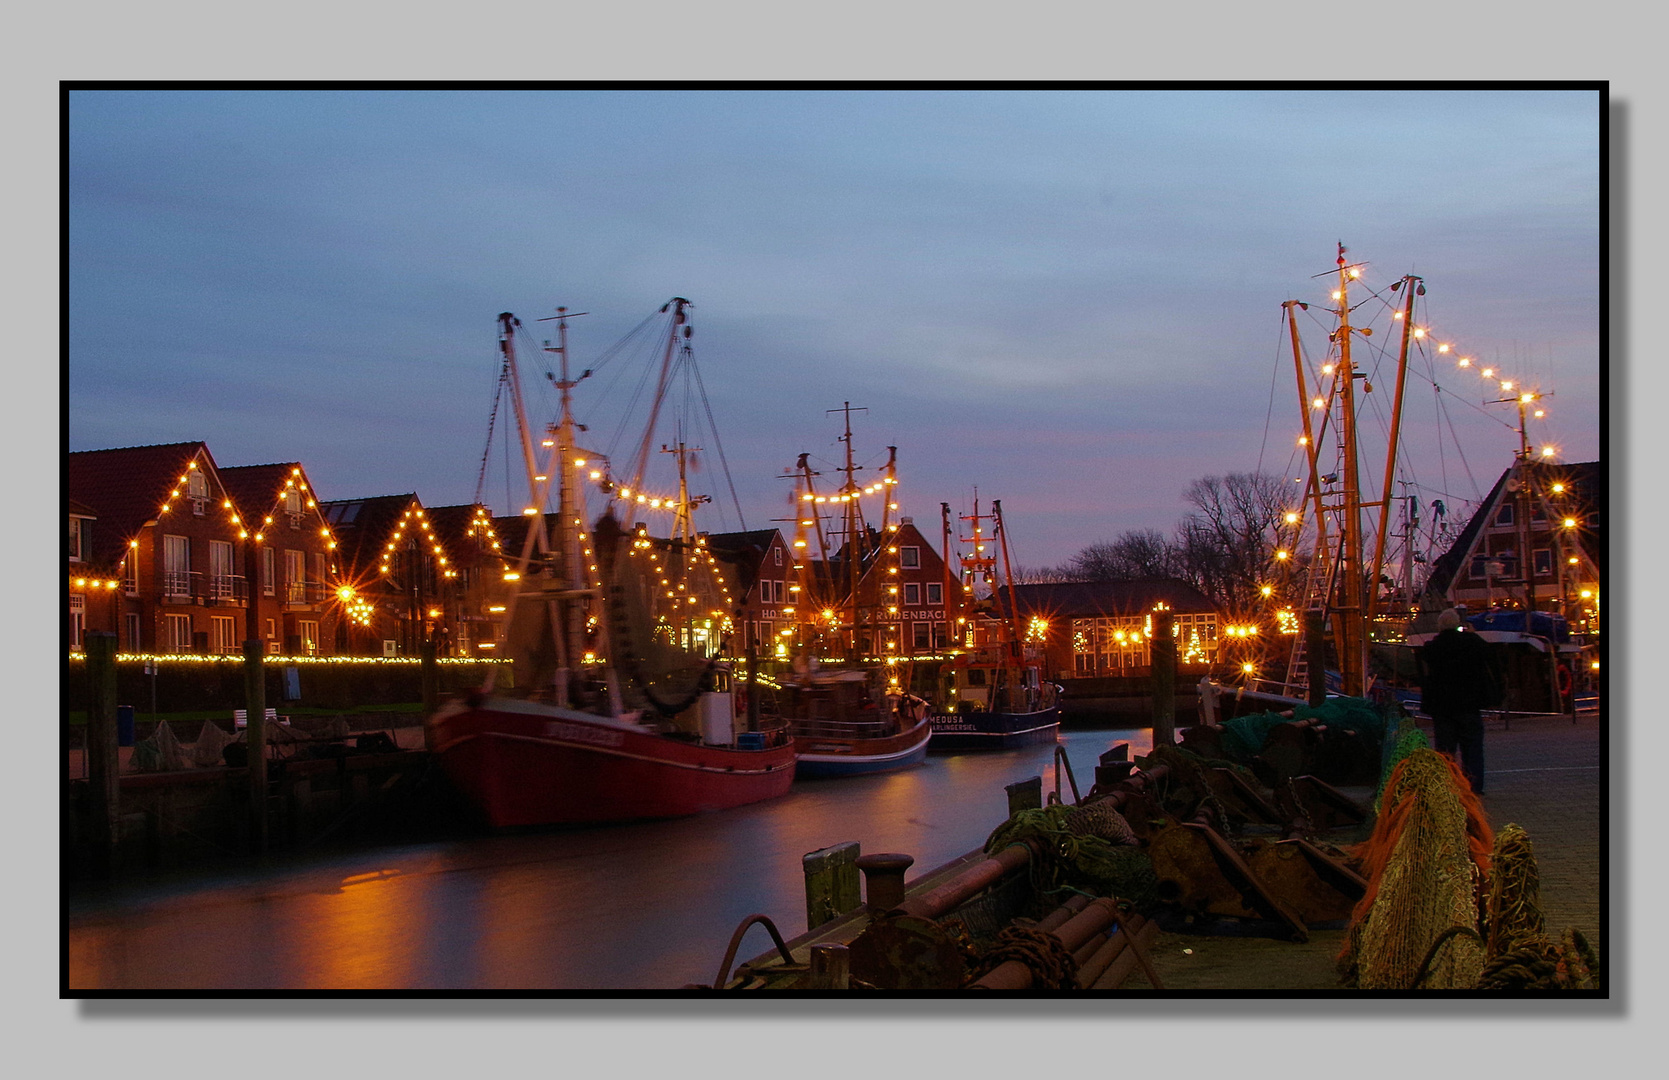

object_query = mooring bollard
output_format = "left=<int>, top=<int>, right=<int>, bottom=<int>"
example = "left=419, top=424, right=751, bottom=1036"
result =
left=855, top=852, right=914, bottom=913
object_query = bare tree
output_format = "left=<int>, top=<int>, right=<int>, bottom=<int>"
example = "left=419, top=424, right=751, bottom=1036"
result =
left=1174, top=472, right=1305, bottom=610
left=1008, top=563, right=1075, bottom=584
left=1064, top=529, right=1183, bottom=581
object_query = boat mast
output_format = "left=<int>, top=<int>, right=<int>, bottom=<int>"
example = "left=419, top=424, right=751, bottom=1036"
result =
left=1363, top=275, right=1419, bottom=628
left=626, top=298, right=690, bottom=493
left=541, top=305, right=592, bottom=708
left=1332, top=245, right=1368, bottom=697
left=991, top=500, right=1023, bottom=669
left=1285, top=300, right=1331, bottom=572
left=829, top=402, right=868, bottom=660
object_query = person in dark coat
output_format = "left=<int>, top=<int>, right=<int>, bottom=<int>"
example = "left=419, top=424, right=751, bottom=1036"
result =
left=1416, top=608, right=1500, bottom=794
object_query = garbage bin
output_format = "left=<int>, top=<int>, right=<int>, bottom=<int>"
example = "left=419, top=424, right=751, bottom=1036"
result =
left=117, top=705, right=135, bottom=747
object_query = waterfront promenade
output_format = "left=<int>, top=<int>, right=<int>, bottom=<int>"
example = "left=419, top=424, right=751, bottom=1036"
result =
left=1137, top=710, right=1604, bottom=991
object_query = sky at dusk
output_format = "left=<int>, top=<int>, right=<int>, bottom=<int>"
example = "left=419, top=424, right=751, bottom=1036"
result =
left=67, top=88, right=1600, bottom=570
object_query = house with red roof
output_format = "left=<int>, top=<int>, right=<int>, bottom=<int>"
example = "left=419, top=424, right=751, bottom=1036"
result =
left=66, top=442, right=256, bottom=655
left=218, top=462, right=344, bottom=656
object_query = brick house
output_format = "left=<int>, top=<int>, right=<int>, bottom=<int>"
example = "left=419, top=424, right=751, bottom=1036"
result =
left=705, top=528, right=799, bottom=661
left=425, top=503, right=510, bottom=656
left=1007, top=579, right=1227, bottom=682
left=67, top=442, right=256, bottom=655
left=1421, top=458, right=1602, bottom=637
left=319, top=494, right=461, bottom=656
left=217, top=462, right=343, bottom=656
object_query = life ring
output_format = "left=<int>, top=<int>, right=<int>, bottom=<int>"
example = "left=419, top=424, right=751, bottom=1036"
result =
left=1557, top=664, right=1573, bottom=698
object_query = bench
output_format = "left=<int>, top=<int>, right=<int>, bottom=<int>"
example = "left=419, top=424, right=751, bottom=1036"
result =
left=232, top=708, right=285, bottom=730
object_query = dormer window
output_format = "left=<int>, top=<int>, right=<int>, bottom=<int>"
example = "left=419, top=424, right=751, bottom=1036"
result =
left=187, top=469, right=209, bottom=515
left=67, top=515, right=91, bottom=561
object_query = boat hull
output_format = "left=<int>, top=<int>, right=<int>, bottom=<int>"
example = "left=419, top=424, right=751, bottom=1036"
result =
left=927, top=707, right=1060, bottom=751
left=792, top=718, right=933, bottom=779
left=426, top=699, right=797, bottom=828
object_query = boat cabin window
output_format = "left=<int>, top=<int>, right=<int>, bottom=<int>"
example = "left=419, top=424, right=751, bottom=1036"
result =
left=1495, top=503, right=1515, bottom=527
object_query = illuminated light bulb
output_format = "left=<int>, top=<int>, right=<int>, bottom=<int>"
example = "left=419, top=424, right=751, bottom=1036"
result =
left=1534, top=409, right=1545, bottom=418
left=1482, top=367, right=1494, bottom=378
left=1331, top=291, right=1342, bottom=300
left=1458, top=357, right=1471, bottom=367
left=1297, top=436, right=1308, bottom=446
left=1413, top=328, right=1425, bottom=338
left=1275, top=550, right=1289, bottom=560
left=1438, top=343, right=1450, bottom=353
left=1563, top=517, right=1577, bottom=528
left=1312, top=398, right=1325, bottom=409
left=1321, top=364, right=1334, bottom=375
left=1542, top=447, right=1556, bottom=458
left=1501, top=380, right=1513, bottom=392
left=1552, top=482, right=1566, bottom=494
left=1284, top=512, right=1299, bottom=524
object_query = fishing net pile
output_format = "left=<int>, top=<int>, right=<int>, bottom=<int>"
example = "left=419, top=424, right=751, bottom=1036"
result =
left=1137, top=743, right=1261, bottom=822
left=983, top=803, right=1157, bottom=911
left=1218, top=698, right=1372, bottom=758
left=1338, top=748, right=1493, bottom=988
left=1374, top=718, right=1431, bottom=814
left=1476, top=823, right=1601, bottom=990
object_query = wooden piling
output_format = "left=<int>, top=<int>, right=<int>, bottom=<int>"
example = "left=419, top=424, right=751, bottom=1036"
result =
left=1005, top=775, right=1042, bottom=816
left=243, top=638, right=267, bottom=854
left=1152, top=609, right=1176, bottom=745
left=802, top=841, right=861, bottom=930
left=84, top=632, right=120, bottom=877
left=420, top=638, right=439, bottom=715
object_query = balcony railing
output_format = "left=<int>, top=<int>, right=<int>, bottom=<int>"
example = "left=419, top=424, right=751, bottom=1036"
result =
left=159, top=571, right=248, bottom=605
left=282, top=581, right=329, bottom=605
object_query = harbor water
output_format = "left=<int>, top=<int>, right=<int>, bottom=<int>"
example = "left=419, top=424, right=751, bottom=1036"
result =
left=66, top=725, right=1152, bottom=990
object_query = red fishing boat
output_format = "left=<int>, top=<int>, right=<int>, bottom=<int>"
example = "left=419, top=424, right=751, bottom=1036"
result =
left=427, top=303, right=796, bottom=827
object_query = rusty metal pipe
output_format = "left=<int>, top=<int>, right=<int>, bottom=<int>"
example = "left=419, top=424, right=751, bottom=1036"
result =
left=1073, top=913, right=1146, bottom=987
left=968, top=896, right=1120, bottom=990
left=1088, top=917, right=1162, bottom=989
left=1034, top=894, right=1092, bottom=935
left=894, top=842, right=1033, bottom=920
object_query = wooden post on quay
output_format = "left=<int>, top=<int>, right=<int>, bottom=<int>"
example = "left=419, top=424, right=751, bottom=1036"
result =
left=1151, top=608, right=1176, bottom=746
left=243, top=638, right=268, bottom=855
left=1006, top=775, right=1042, bottom=816
left=420, top=638, right=439, bottom=715
left=1305, top=612, right=1328, bottom=707
left=803, top=841, right=861, bottom=930
left=84, top=631, right=120, bottom=877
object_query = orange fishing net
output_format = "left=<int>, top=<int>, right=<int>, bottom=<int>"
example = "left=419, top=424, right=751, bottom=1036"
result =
left=1338, top=749, right=1493, bottom=988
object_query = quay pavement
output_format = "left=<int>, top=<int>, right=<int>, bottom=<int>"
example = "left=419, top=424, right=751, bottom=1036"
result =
left=1135, top=710, right=1604, bottom=991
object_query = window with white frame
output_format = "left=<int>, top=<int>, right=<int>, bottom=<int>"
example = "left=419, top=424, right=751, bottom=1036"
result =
left=163, top=535, right=191, bottom=597
left=210, top=615, right=238, bottom=654
left=1533, top=548, right=1553, bottom=576
left=926, top=582, right=942, bottom=605
left=904, top=582, right=920, bottom=605
left=124, top=612, right=141, bottom=651
left=210, top=540, right=236, bottom=600
left=69, top=593, right=85, bottom=650
left=912, top=621, right=931, bottom=650
left=187, top=468, right=208, bottom=515
left=262, top=547, right=276, bottom=596
left=773, top=546, right=783, bottom=566
left=285, top=550, right=305, bottom=602
left=1494, top=502, right=1515, bottom=527
left=68, top=515, right=91, bottom=561
left=299, top=620, right=319, bottom=655
left=900, top=546, right=920, bottom=569
left=165, top=613, right=193, bottom=653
